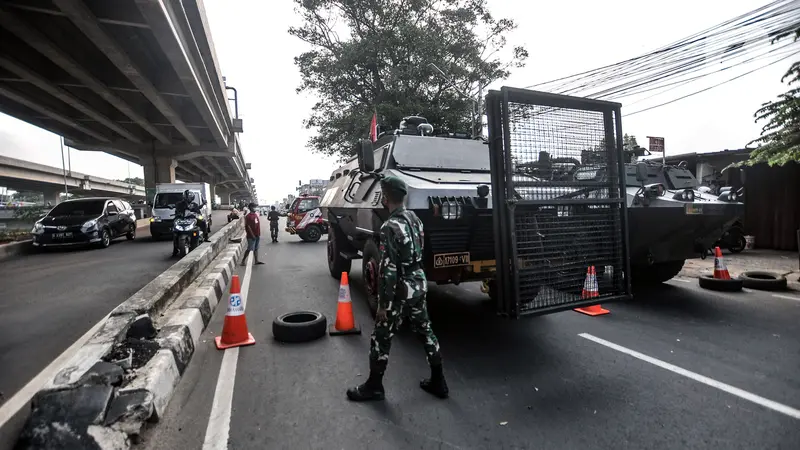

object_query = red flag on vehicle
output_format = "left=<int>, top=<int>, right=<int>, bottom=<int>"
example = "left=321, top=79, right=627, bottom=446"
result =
left=369, top=111, right=378, bottom=142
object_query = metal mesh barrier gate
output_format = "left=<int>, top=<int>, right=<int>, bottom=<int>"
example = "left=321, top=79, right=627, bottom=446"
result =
left=487, top=87, right=631, bottom=317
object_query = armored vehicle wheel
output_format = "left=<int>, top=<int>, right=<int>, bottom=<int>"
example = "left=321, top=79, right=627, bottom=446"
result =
left=327, top=225, right=352, bottom=279
left=632, top=260, right=686, bottom=285
left=302, top=224, right=322, bottom=243
left=362, top=240, right=380, bottom=316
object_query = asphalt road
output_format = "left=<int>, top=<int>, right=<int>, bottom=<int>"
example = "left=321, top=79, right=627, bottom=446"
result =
left=144, top=221, right=800, bottom=450
left=0, top=210, right=228, bottom=407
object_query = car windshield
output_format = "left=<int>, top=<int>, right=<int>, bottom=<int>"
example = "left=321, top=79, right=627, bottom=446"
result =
left=48, top=199, right=105, bottom=217
left=154, top=192, right=184, bottom=209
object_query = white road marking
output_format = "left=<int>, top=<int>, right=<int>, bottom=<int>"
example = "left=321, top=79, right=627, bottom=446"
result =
left=772, top=294, right=800, bottom=302
left=579, top=333, right=800, bottom=420
left=202, top=253, right=253, bottom=450
left=672, top=278, right=691, bottom=283
left=742, top=288, right=754, bottom=293
left=0, top=311, right=112, bottom=427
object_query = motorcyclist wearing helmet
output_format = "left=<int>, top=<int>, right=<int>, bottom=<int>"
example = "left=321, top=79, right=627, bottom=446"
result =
left=173, top=189, right=208, bottom=256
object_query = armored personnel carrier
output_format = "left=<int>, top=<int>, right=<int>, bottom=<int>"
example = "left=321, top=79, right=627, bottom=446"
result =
left=321, top=91, right=743, bottom=316
left=622, top=151, right=745, bottom=284
left=320, top=116, right=497, bottom=313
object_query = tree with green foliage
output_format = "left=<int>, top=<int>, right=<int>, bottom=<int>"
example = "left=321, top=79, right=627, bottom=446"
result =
left=623, top=134, right=639, bottom=152
left=117, top=177, right=145, bottom=186
left=747, top=28, right=800, bottom=166
left=289, top=0, right=528, bottom=159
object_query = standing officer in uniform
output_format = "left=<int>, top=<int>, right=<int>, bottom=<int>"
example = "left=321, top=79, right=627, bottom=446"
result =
left=347, top=176, right=449, bottom=401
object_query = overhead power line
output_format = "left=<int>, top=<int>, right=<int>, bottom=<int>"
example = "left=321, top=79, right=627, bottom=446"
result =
left=625, top=49, right=800, bottom=116
left=521, top=0, right=800, bottom=113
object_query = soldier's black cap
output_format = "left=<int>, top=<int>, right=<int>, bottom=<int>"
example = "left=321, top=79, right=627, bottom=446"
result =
left=380, top=176, right=407, bottom=195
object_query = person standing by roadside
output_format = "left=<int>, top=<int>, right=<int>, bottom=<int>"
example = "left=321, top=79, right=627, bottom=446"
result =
left=346, top=176, right=448, bottom=401
left=267, top=206, right=280, bottom=242
left=242, top=202, right=265, bottom=266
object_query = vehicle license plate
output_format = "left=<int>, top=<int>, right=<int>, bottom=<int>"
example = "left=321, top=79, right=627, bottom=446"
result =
left=684, top=204, right=703, bottom=215
left=53, top=232, right=73, bottom=239
left=434, top=252, right=470, bottom=268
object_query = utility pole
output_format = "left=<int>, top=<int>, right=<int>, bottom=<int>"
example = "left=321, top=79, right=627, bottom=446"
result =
left=59, top=136, right=69, bottom=198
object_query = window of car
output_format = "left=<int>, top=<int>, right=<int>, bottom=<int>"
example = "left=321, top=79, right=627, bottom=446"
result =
left=106, top=202, right=118, bottom=214
left=112, top=200, right=125, bottom=212
left=47, top=199, right=106, bottom=217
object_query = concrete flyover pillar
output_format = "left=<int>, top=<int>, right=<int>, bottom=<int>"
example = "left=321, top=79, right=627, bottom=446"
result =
left=42, top=187, right=62, bottom=206
left=215, top=187, right=230, bottom=205
left=143, top=157, right=176, bottom=203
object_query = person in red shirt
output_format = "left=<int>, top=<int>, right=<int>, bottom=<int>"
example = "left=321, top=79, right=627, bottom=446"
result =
left=242, top=202, right=265, bottom=266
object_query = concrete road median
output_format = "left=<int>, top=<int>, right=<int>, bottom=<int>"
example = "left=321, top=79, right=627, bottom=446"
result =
left=1, top=218, right=246, bottom=450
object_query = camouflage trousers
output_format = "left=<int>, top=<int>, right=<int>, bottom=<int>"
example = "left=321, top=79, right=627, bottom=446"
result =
left=369, top=295, right=442, bottom=373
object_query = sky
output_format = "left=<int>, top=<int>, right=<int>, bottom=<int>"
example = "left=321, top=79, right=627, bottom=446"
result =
left=0, top=0, right=796, bottom=205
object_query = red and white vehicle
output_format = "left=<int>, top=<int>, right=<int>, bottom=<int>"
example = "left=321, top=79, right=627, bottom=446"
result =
left=285, top=194, right=327, bottom=242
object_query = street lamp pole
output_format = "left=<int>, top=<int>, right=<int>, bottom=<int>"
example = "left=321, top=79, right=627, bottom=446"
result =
left=59, top=136, right=69, bottom=198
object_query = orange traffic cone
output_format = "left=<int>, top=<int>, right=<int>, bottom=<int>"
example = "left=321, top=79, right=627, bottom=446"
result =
left=215, top=275, right=256, bottom=349
left=329, top=272, right=361, bottom=336
left=712, top=246, right=731, bottom=280
left=574, top=266, right=610, bottom=316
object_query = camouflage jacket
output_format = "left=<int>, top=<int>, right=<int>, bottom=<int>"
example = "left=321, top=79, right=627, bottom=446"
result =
left=378, top=206, right=427, bottom=309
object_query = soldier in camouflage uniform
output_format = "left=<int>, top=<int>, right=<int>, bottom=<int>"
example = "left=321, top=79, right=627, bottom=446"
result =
left=347, top=176, right=449, bottom=402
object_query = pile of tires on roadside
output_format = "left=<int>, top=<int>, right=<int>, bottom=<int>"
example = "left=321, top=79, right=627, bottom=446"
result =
left=699, top=270, right=788, bottom=292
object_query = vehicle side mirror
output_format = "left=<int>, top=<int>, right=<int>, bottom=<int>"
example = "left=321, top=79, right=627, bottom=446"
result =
left=356, top=139, right=375, bottom=173
left=635, top=162, right=648, bottom=183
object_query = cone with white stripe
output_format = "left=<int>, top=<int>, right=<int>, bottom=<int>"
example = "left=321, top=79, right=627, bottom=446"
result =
left=329, top=272, right=361, bottom=335
left=574, top=266, right=610, bottom=316
left=712, top=246, right=731, bottom=280
left=215, top=275, right=256, bottom=349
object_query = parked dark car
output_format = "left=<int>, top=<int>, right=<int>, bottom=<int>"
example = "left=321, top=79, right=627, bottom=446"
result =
left=31, top=197, right=137, bottom=249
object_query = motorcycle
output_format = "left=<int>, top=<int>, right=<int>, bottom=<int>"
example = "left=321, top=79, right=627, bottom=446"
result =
left=173, top=213, right=204, bottom=257
left=714, top=220, right=746, bottom=254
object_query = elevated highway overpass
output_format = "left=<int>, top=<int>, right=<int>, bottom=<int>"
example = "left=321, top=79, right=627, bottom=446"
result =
left=0, top=0, right=257, bottom=204
left=0, top=154, right=145, bottom=203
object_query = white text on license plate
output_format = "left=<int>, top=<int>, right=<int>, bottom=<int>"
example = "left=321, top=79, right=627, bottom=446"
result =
left=53, top=232, right=73, bottom=239
left=434, top=252, right=470, bottom=268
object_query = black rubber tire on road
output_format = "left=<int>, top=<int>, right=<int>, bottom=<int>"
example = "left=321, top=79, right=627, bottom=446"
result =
left=302, top=224, right=322, bottom=243
left=272, top=311, right=327, bottom=343
left=738, top=271, right=787, bottom=291
left=97, top=228, right=111, bottom=249
left=698, top=275, right=743, bottom=292
left=327, top=225, right=351, bottom=279
left=362, top=240, right=380, bottom=317
left=126, top=225, right=136, bottom=241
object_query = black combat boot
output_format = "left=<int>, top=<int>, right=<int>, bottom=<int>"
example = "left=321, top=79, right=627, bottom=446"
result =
left=346, top=370, right=385, bottom=401
left=420, top=364, right=449, bottom=399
